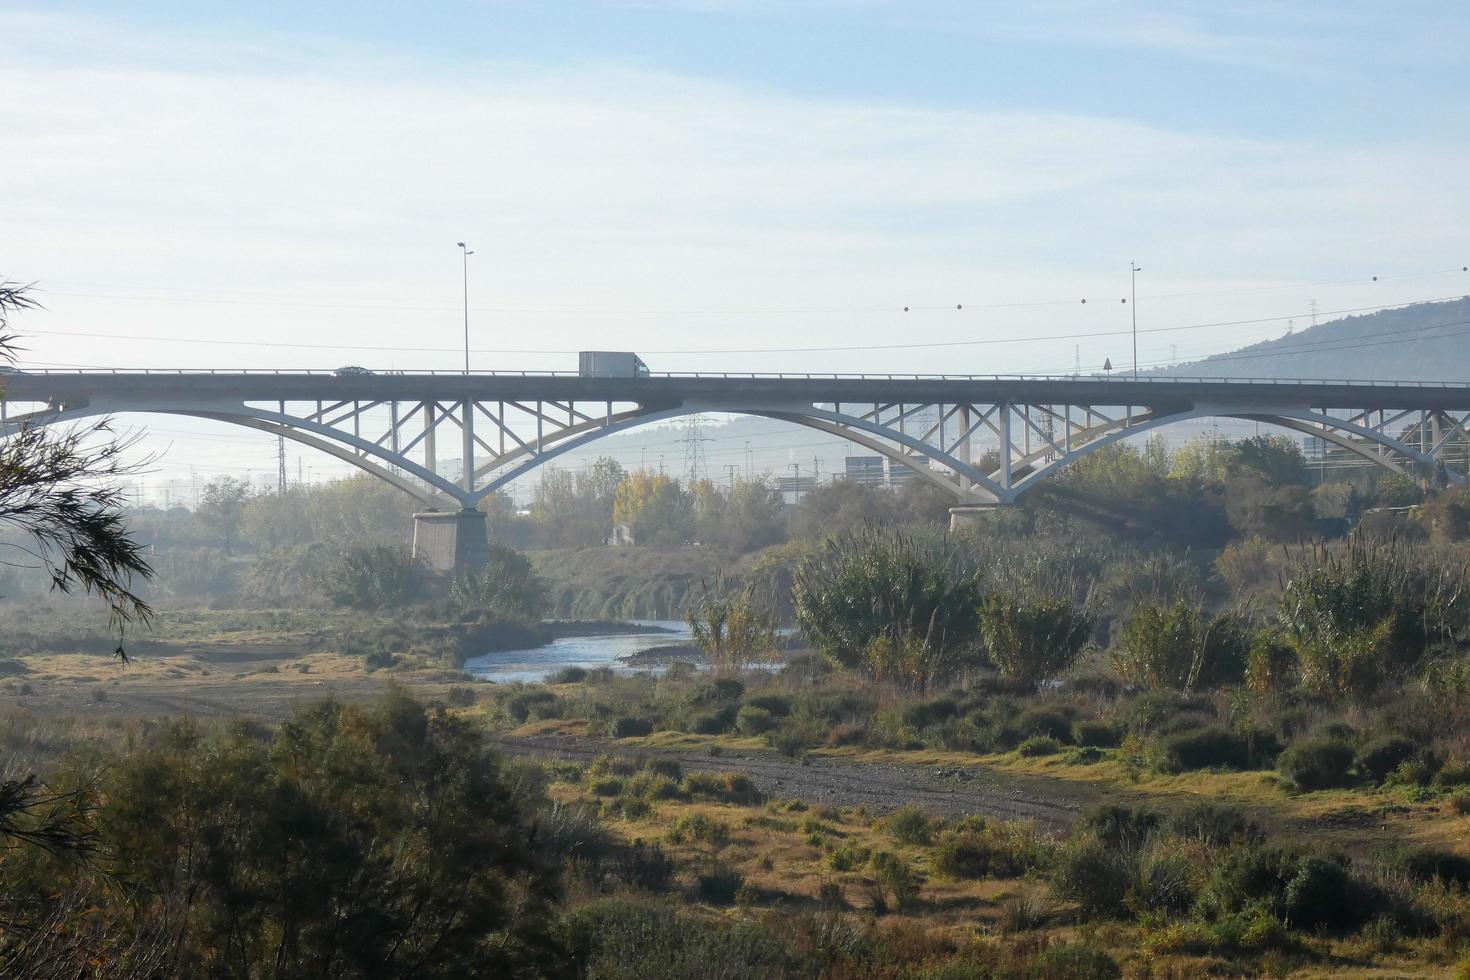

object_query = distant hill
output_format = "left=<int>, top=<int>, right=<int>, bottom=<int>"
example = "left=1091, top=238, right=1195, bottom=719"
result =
left=1160, top=296, right=1470, bottom=383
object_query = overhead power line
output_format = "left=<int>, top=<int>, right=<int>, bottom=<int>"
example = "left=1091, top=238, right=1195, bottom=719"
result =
left=25, top=294, right=1470, bottom=360
left=39, top=264, right=1469, bottom=316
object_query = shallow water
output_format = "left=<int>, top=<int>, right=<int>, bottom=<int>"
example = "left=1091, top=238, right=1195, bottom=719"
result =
left=462, top=620, right=693, bottom=684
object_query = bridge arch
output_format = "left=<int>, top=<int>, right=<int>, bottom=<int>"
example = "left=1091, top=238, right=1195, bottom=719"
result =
left=1006, top=407, right=1458, bottom=498
left=2, top=382, right=1464, bottom=518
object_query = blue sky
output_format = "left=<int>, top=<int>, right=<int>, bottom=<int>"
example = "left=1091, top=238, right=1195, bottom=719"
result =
left=3, top=1, right=1468, bottom=490
left=26, top=0, right=1469, bottom=138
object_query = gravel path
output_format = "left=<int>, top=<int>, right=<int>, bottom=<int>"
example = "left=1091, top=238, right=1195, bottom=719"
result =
left=490, top=733, right=1084, bottom=830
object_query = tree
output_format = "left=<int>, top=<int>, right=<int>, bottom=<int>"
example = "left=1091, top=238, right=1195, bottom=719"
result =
left=533, top=457, right=626, bottom=548
left=0, top=280, right=158, bottom=970
left=196, top=476, right=251, bottom=553
left=0, top=280, right=151, bottom=653
left=1225, top=434, right=1309, bottom=488
left=613, top=470, right=693, bottom=546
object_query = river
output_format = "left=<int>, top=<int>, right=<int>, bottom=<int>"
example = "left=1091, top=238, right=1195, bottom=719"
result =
left=463, top=620, right=693, bottom=684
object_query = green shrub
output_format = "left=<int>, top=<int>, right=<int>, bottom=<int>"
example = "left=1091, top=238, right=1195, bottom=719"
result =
left=1017, top=735, right=1062, bottom=757
left=667, top=813, right=731, bottom=846
left=1113, top=601, right=1247, bottom=691
left=1436, top=757, right=1470, bottom=787
left=1279, top=737, right=1355, bottom=790
left=689, top=707, right=737, bottom=735
left=622, top=771, right=684, bottom=802
left=1199, top=844, right=1375, bottom=931
left=450, top=543, right=548, bottom=619
left=930, top=821, right=1050, bottom=880
left=681, top=772, right=724, bottom=798
left=1165, top=802, right=1260, bottom=847
left=1357, top=735, right=1416, bottom=784
left=884, top=804, right=934, bottom=845
left=869, top=851, right=921, bottom=911
left=717, top=771, right=763, bottom=806
left=1027, top=944, right=1121, bottom=980
left=1158, top=727, right=1252, bottom=771
left=445, top=686, right=477, bottom=708
left=1130, top=839, right=1199, bottom=917
left=647, top=758, right=683, bottom=780
left=612, top=716, right=654, bottom=739
left=1072, top=720, right=1118, bottom=748
left=696, top=865, right=744, bottom=904
left=767, top=725, right=814, bottom=758
left=743, top=694, right=791, bottom=717
left=1116, top=692, right=1213, bottom=736
left=978, top=593, right=1095, bottom=686
left=692, top=678, right=745, bottom=703
left=1015, top=706, right=1074, bottom=742
left=1394, top=847, right=1470, bottom=887
left=1280, top=536, right=1469, bottom=703
left=560, top=898, right=800, bottom=978
left=793, top=528, right=983, bottom=686
left=736, top=705, right=777, bottom=735
left=1079, top=805, right=1158, bottom=850
left=548, top=666, right=588, bottom=684
left=1051, top=838, right=1130, bottom=916
left=825, top=839, right=872, bottom=872
left=900, top=697, right=959, bottom=730
left=504, top=688, right=558, bottom=724
left=590, top=776, right=624, bottom=797
left=1317, top=720, right=1357, bottom=741
left=323, top=544, right=426, bottom=610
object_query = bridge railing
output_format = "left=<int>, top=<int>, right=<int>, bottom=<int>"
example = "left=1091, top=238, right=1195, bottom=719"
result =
left=10, top=369, right=1470, bottom=387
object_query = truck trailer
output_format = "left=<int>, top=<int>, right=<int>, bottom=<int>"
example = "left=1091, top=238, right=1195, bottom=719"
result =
left=578, top=351, right=651, bottom=378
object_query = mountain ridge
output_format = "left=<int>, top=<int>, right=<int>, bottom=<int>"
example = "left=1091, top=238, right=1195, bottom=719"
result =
left=1159, top=296, right=1470, bottom=383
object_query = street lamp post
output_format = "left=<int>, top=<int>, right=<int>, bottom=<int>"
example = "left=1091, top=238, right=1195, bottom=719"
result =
left=457, top=242, right=474, bottom=374
left=1130, top=260, right=1142, bottom=379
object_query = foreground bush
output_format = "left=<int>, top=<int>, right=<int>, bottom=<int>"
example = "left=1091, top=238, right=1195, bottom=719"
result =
left=1278, top=736, right=1356, bottom=790
left=98, top=692, right=566, bottom=977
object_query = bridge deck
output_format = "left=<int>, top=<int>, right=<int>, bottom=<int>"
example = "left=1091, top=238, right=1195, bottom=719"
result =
left=6, top=371, right=1470, bottom=411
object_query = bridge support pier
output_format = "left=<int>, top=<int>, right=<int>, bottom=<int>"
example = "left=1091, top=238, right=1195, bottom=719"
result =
left=412, top=509, right=488, bottom=573
left=948, top=503, right=1004, bottom=531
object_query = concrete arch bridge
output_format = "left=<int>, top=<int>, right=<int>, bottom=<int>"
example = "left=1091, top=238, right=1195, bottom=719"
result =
left=4, top=370, right=1469, bottom=567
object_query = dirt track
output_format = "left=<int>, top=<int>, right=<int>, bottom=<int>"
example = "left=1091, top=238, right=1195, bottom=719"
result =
left=490, top=733, right=1085, bottom=830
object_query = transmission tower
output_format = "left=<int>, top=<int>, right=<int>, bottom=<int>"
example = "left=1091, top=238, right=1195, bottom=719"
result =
left=277, top=434, right=288, bottom=494
left=683, top=414, right=712, bottom=485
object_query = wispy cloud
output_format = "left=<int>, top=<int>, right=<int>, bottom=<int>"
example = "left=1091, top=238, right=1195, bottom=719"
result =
left=2, top=9, right=1466, bottom=379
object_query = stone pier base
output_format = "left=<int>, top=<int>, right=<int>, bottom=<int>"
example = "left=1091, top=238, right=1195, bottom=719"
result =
left=948, top=503, right=1002, bottom=532
left=411, top=509, right=488, bottom=572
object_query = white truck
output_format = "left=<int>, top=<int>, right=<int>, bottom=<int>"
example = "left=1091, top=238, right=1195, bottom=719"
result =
left=578, top=351, right=651, bottom=378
